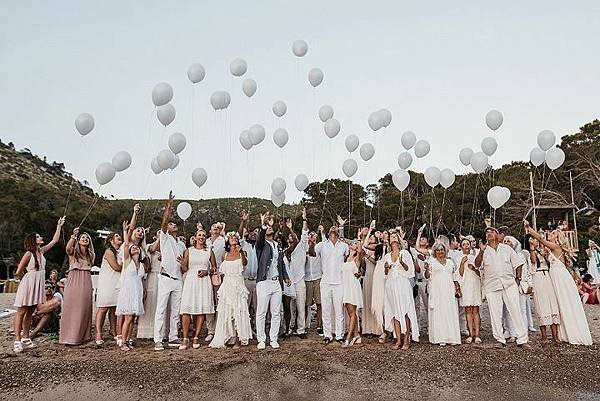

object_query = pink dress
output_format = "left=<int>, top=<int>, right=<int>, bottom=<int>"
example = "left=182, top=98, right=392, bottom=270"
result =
left=59, top=258, right=93, bottom=345
left=14, top=251, right=46, bottom=307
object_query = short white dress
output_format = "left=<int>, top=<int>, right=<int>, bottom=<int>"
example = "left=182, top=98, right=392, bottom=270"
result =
left=528, top=251, right=560, bottom=326
left=115, top=260, right=145, bottom=316
left=383, top=251, right=419, bottom=340
left=95, top=252, right=121, bottom=307
left=342, top=260, right=363, bottom=308
left=457, top=253, right=482, bottom=307
left=180, top=248, right=215, bottom=315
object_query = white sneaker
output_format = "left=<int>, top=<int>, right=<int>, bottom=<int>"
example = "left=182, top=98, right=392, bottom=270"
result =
left=205, top=334, right=214, bottom=342
left=270, top=341, right=280, bottom=349
left=257, top=341, right=266, bottom=350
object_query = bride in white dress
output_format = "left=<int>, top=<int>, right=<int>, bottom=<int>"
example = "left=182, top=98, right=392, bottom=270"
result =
left=524, top=222, right=592, bottom=345
left=383, top=233, right=419, bottom=350
left=425, top=242, right=461, bottom=346
left=209, top=232, right=252, bottom=349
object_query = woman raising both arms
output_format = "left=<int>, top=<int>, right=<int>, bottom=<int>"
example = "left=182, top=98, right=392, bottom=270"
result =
left=13, top=217, right=65, bottom=353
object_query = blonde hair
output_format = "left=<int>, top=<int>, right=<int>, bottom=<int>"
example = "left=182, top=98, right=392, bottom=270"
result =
left=555, top=230, right=576, bottom=262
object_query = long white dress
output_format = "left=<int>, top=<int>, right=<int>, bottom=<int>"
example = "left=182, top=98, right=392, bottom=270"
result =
left=362, top=253, right=383, bottom=335
left=209, top=257, right=252, bottom=348
left=180, top=248, right=215, bottom=315
left=427, top=257, right=461, bottom=345
left=587, top=249, right=600, bottom=284
left=96, top=254, right=121, bottom=307
left=115, top=260, right=145, bottom=316
left=548, top=253, right=592, bottom=345
left=528, top=251, right=560, bottom=327
left=137, top=250, right=160, bottom=338
left=342, top=260, right=363, bottom=308
left=457, top=253, right=482, bottom=307
left=383, top=251, right=419, bottom=340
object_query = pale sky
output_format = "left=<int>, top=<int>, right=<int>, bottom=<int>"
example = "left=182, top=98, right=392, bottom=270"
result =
left=1, top=1, right=599, bottom=203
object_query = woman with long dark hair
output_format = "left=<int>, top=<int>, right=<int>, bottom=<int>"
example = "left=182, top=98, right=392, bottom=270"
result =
left=94, top=231, right=123, bottom=345
left=13, top=217, right=65, bottom=353
left=59, top=227, right=95, bottom=345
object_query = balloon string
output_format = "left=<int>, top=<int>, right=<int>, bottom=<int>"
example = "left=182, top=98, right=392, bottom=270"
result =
left=409, top=174, right=419, bottom=239
left=78, top=192, right=100, bottom=229
left=63, top=136, right=85, bottom=217
left=436, top=189, right=446, bottom=237
left=458, top=177, right=467, bottom=235
left=470, top=175, right=480, bottom=234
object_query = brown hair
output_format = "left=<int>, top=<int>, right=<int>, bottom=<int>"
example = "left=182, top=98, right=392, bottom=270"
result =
left=24, top=232, right=40, bottom=270
left=74, top=232, right=95, bottom=264
left=104, top=233, right=119, bottom=258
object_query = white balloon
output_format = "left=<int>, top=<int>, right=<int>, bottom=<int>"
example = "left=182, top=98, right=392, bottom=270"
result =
left=529, top=147, right=546, bottom=167
left=95, top=162, right=116, bottom=186
left=187, top=64, right=206, bottom=84
left=168, top=132, right=186, bottom=154
left=111, top=151, right=132, bottom=172
left=481, top=136, right=498, bottom=157
left=470, top=151, right=489, bottom=173
left=239, top=130, right=253, bottom=150
left=424, top=166, right=441, bottom=188
left=151, top=158, right=162, bottom=175
left=545, top=147, right=566, bottom=170
left=378, top=109, right=392, bottom=128
left=271, top=177, right=287, bottom=196
left=176, top=202, right=192, bottom=221
left=392, top=169, right=410, bottom=191
left=344, top=134, right=360, bottom=153
left=210, top=91, right=231, bottom=111
left=487, top=186, right=511, bottom=209
left=230, top=58, right=247, bottom=77
left=414, top=140, right=430, bottom=158
left=191, top=168, right=208, bottom=188
left=368, top=111, right=384, bottom=131
left=152, top=82, right=173, bottom=107
left=459, top=147, right=474, bottom=166
left=401, top=131, right=417, bottom=150
left=170, top=154, right=180, bottom=170
left=485, top=110, right=503, bottom=131
left=242, top=79, right=257, bottom=97
left=342, top=159, right=358, bottom=178
left=440, top=168, right=456, bottom=189
left=397, top=152, right=413, bottom=169
left=324, top=118, right=341, bottom=138
left=308, top=68, right=324, bottom=87
left=359, top=143, right=375, bottom=161
left=537, top=130, right=556, bottom=151
left=273, top=128, right=289, bottom=148
left=319, top=105, right=334, bottom=122
left=75, top=113, right=95, bottom=136
left=249, top=124, right=266, bottom=145
left=157, top=103, right=176, bottom=126
left=292, top=40, right=308, bottom=57
left=294, top=174, right=309, bottom=191
left=157, top=149, right=175, bottom=170
left=272, top=100, right=287, bottom=117
left=271, top=191, right=286, bottom=208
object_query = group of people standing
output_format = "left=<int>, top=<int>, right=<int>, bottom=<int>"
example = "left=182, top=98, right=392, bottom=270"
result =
left=11, top=191, right=594, bottom=353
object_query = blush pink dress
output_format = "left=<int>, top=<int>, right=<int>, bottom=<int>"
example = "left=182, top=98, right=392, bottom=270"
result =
left=59, top=257, right=93, bottom=345
left=14, top=251, right=46, bottom=307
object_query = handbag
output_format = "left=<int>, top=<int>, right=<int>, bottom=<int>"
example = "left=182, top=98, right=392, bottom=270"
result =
left=211, top=272, right=222, bottom=286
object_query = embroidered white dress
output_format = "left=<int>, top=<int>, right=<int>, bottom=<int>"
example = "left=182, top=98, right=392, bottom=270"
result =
left=427, top=257, right=461, bottom=345
left=180, top=248, right=215, bottom=315
left=383, top=251, right=419, bottom=340
left=115, top=260, right=145, bottom=316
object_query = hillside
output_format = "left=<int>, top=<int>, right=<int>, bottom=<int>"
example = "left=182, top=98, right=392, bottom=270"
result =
left=1, top=119, right=599, bottom=274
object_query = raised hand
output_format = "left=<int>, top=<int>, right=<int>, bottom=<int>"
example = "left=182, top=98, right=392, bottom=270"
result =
left=478, top=240, right=487, bottom=251
left=302, top=207, right=307, bottom=220
left=318, top=224, right=324, bottom=233
left=122, top=221, right=129, bottom=232
left=167, top=191, right=174, bottom=205
left=57, top=216, right=66, bottom=228
left=196, top=222, right=203, bottom=231
left=72, top=227, right=80, bottom=237
left=337, top=215, right=347, bottom=226
left=241, top=209, right=249, bottom=222
left=370, top=220, right=376, bottom=230
left=484, top=218, right=492, bottom=228
left=133, top=203, right=141, bottom=213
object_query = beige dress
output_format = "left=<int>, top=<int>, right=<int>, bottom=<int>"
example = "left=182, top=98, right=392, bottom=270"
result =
left=137, top=250, right=160, bottom=338
left=59, top=258, right=93, bottom=345
left=14, top=251, right=46, bottom=307
left=361, top=253, right=382, bottom=335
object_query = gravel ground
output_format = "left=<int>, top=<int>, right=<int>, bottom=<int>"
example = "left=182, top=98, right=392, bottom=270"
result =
left=1, top=293, right=599, bottom=401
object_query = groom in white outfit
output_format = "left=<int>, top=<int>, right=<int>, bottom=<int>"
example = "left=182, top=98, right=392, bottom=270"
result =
left=255, top=212, right=291, bottom=350
left=475, top=225, right=531, bottom=349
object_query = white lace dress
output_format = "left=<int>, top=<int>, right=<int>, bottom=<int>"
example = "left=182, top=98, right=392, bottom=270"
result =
left=180, top=248, right=214, bottom=315
left=115, top=260, right=145, bottom=316
left=427, top=257, right=461, bottom=345
left=209, top=257, right=252, bottom=348
left=383, top=251, right=419, bottom=340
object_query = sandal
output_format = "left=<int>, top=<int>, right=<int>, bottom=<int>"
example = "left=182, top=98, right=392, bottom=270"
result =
left=21, top=338, right=36, bottom=349
left=179, top=338, right=189, bottom=350
left=120, top=344, right=130, bottom=352
left=192, top=337, right=200, bottom=349
left=13, top=341, right=23, bottom=354
left=95, top=339, right=105, bottom=346
left=116, top=335, right=123, bottom=347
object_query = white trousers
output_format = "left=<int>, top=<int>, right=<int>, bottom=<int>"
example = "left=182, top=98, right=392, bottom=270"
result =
left=153, top=275, right=182, bottom=343
left=293, top=280, right=307, bottom=334
left=487, top=284, right=528, bottom=345
left=256, top=280, right=282, bottom=343
left=320, top=282, right=344, bottom=340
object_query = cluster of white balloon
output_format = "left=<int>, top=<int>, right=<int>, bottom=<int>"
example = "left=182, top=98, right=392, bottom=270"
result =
left=391, top=131, right=433, bottom=192
left=529, top=130, right=565, bottom=170
left=458, top=110, right=503, bottom=175
left=151, top=132, right=186, bottom=174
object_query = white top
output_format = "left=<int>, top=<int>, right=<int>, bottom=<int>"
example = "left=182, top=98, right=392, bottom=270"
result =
left=410, top=247, right=427, bottom=280
left=479, top=243, right=525, bottom=292
left=240, top=239, right=257, bottom=279
left=315, top=239, right=349, bottom=285
left=384, top=250, right=414, bottom=279
left=207, top=236, right=226, bottom=270
left=448, top=249, right=462, bottom=268
left=159, top=231, right=183, bottom=279
left=305, top=254, right=322, bottom=281
left=288, top=229, right=309, bottom=284
left=266, top=240, right=279, bottom=279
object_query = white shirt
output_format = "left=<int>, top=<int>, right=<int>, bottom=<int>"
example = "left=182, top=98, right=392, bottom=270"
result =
left=267, top=240, right=279, bottom=279
left=207, top=236, right=226, bottom=271
left=479, top=243, right=525, bottom=293
left=240, top=239, right=257, bottom=279
left=159, top=231, right=182, bottom=279
left=288, top=229, right=309, bottom=284
left=448, top=249, right=462, bottom=269
left=305, top=253, right=322, bottom=281
left=315, top=239, right=349, bottom=285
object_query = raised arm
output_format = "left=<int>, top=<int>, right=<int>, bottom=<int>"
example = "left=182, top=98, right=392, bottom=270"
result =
left=524, top=220, right=560, bottom=251
left=302, top=208, right=308, bottom=232
left=148, top=230, right=161, bottom=253
left=122, top=220, right=131, bottom=264
left=66, top=227, right=79, bottom=256
left=337, top=216, right=346, bottom=239
left=127, top=204, right=141, bottom=240
left=41, top=217, right=66, bottom=253
left=161, top=191, right=174, bottom=233
left=474, top=241, right=486, bottom=268
left=238, top=209, right=249, bottom=237
left=284, top=218, right=299, bottom=258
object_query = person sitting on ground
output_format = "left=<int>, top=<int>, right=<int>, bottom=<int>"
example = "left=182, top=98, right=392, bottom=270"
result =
left=30, top=281, right=63, bottom=338
left=579, top=274, right=599, bottom=305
